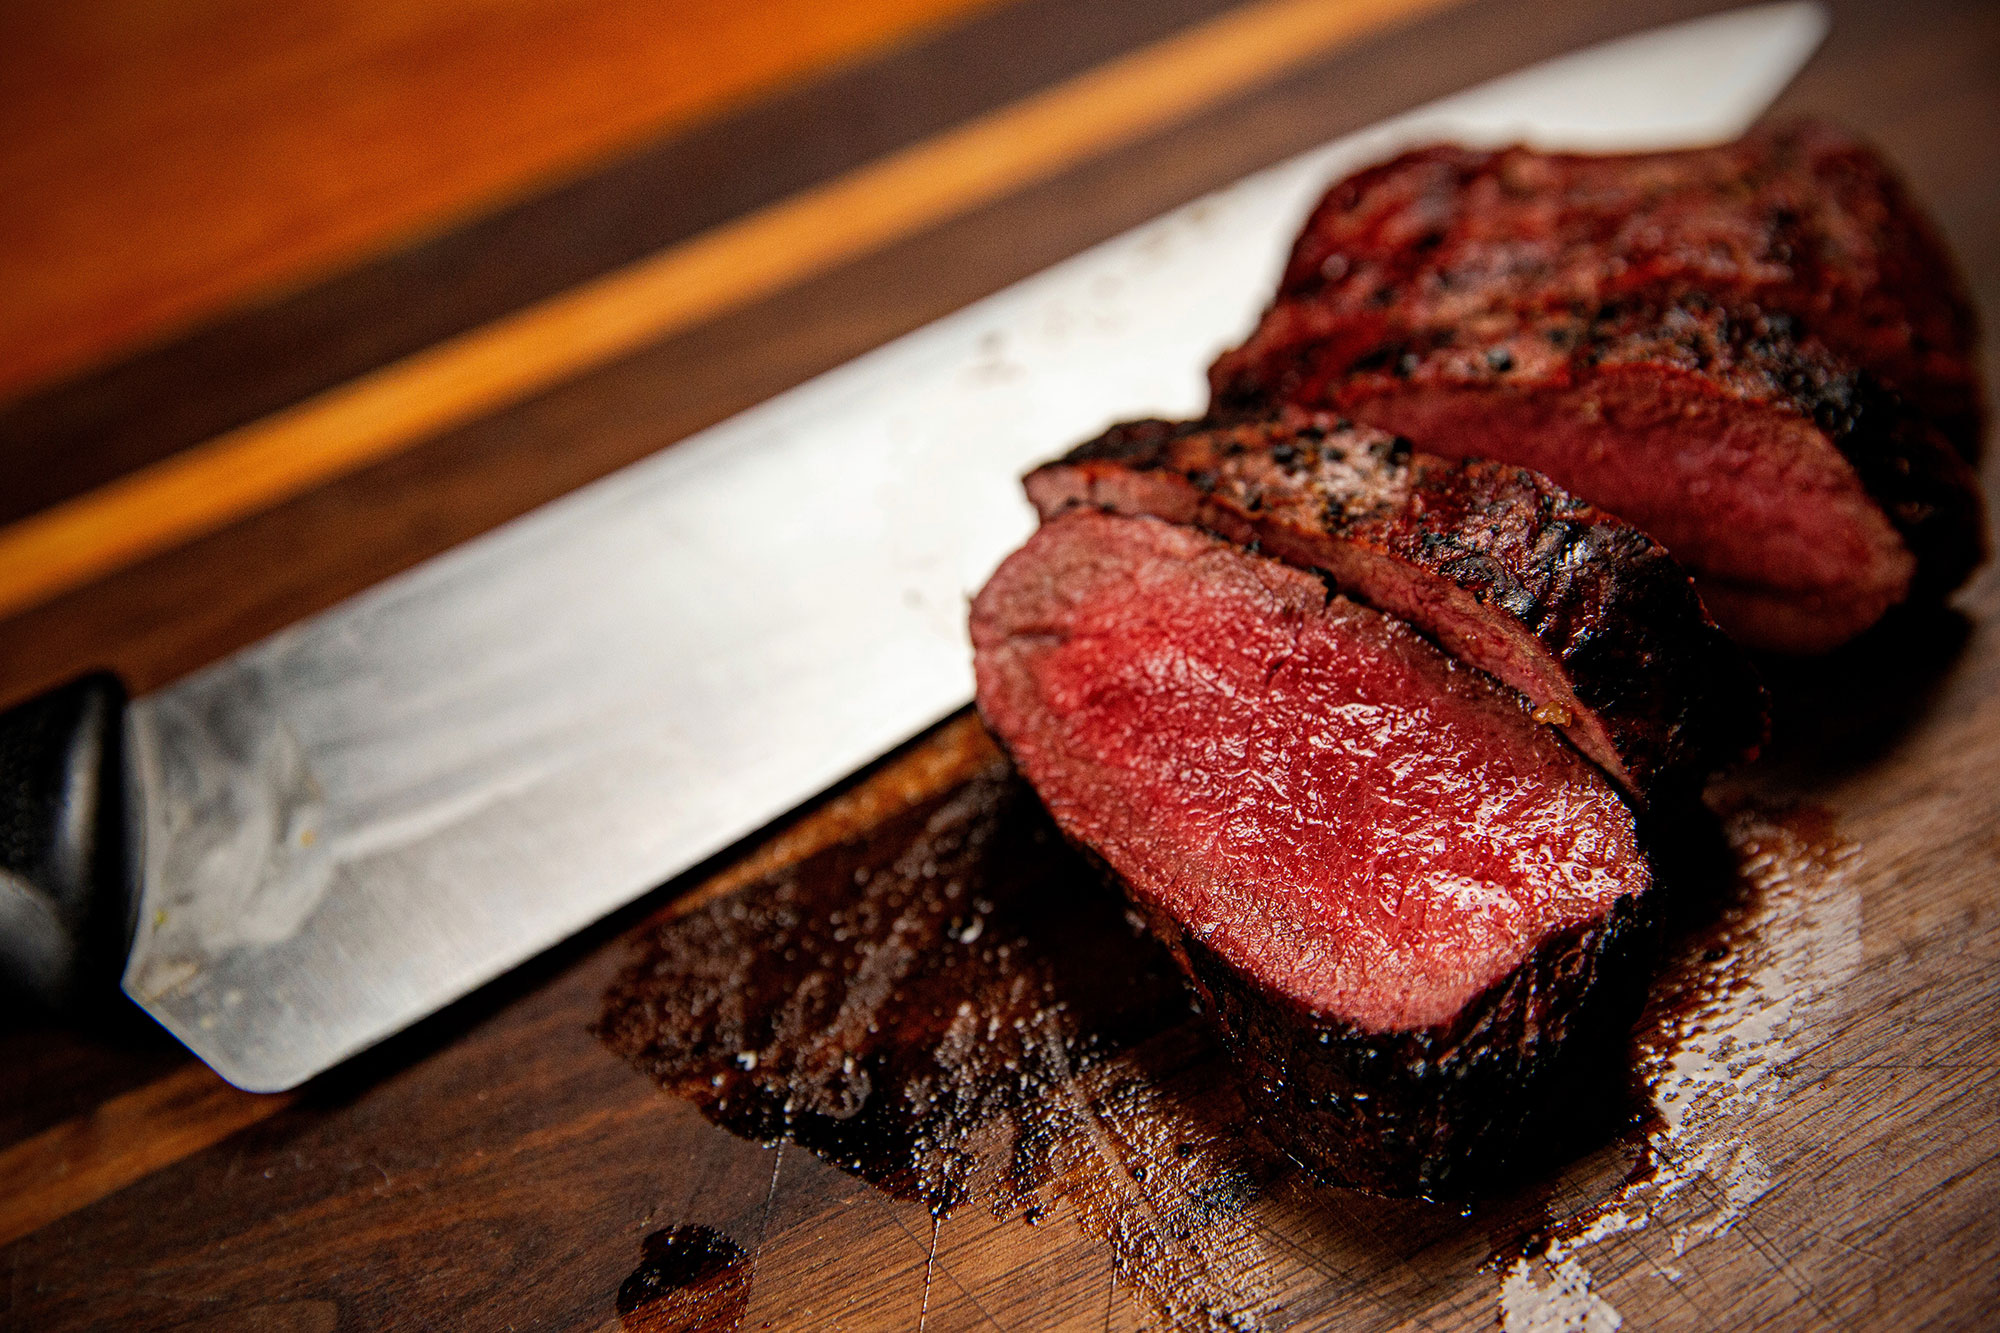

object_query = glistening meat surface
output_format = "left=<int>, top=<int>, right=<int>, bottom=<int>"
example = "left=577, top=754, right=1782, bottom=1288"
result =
left=971, top=509, right=1650, bottom=1034
left=1217, top=293, right=1984, bottom=652
left=1219, top=120, right=1984, bottom=455
left=1026, top=412, right=1766, bottom=802
left=1211, top=123, right=1989, bottom=652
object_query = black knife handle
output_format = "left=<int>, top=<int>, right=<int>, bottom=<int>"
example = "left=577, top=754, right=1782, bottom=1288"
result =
left=0, top=672, right=133, bottom=1011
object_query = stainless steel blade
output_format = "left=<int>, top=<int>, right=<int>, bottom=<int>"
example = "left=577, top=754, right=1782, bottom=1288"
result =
left=124, top=2, right=1830, bottom=1091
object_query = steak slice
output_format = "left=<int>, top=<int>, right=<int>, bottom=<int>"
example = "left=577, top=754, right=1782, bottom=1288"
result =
left=1218, top=121, right=1985, bottom=456
left=1025, top=412, right=1765, bottom=803
left=1215, top=292, right=1985, bottom=653
left=971, top=509, right=1655, bottom=1193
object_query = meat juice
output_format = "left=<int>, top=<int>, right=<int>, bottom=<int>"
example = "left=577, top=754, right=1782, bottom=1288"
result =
left=597, top=750, right=1858, bottom=1332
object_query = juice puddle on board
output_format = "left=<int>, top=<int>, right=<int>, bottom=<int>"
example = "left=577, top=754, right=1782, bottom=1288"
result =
left=617, top=1225, right=754, bottom=1333
left=599, top=748, right=1856, bottom=1333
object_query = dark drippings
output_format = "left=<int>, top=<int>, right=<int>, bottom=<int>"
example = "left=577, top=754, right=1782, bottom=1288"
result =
left=617, top=1226, right=752, bottom=1333
left=1635, top=799, right=1854, bottom=1079
left=599, top=753, right=1856, bottom=1330
left=1020, top=1030, right=1295, bottom=1332
left=599, top=762, right=1302, bottom=1329
left=597, top=763, right=1189, bottom=1216
left=1505, top=798, right=1858, bottom=1264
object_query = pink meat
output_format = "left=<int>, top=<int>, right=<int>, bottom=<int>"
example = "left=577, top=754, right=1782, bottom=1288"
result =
left=1217, top=296, right=1985, bottom=652
left=1024, top=413, right=1767, bottom=802
left=971, top=508, right=1649, bottom=1034
left=1210, top=123, right=1991, bottom=652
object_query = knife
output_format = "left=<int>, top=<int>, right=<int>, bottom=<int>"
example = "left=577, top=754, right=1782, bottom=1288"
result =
left=0, top=2, right=1829, bottom=1091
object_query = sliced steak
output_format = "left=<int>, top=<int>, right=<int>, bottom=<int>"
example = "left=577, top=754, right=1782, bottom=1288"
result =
left=1025, top=412, right=1765, bottom=803
left=1218, top=120, right=1984, bottom=455
left=971, top=508, right=1655, bottom=1193
left=1216, top=287, right=1985, bottom=652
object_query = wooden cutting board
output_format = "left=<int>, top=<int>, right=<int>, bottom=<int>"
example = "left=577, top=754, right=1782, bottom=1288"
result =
left=3, top=0, right=1997, bottom=1327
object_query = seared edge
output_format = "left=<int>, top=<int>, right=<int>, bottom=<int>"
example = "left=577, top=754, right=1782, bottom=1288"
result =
left=1215, top=298, right=1988, bottom=633
left=1377, top=301, right=1980, bottom=602
left=1156, top=879, right=1657, bottom=1196
left=969, top=681, right=1661, bottom=1196
left=1229, top=120, right=1985, bottom=456
left=970, top=506, right=1664, bottom=1195
left=1027, top=412, right=1769, bottom=803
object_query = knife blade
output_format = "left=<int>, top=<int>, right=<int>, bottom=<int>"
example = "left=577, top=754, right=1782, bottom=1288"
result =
left=54, top=2, right=1826, bottom=1091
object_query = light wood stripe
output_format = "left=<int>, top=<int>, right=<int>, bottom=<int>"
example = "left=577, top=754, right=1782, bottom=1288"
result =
left=0, top=0, right=1007, bottom=404
left=0, top=1065, right=292, bottom=1246
left=0, top=0, right=1457, bottom=622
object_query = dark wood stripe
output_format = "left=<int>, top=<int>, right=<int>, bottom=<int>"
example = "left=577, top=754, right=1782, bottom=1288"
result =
left=0, top=0, right=1242, bottom=528
left=0, top=0, right=1462, bottom=621
left=0, top=0, right=1742, bottom=711
left=0, top=1018, right=194, bottom=1154
left=0, top=0, right=1006, bottom=410
left=0, top=1067, right=294, bottom=1249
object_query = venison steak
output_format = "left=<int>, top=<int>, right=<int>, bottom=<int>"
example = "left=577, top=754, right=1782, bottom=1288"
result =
left=1210, top=124, right=1989, bottom=652
left=971, top=509, right=1657, bottom=1193
left=1025, top=412, right=1766, bottom=803
left=1216, top=120, right=1984, bottom=455
left=1216, top=290, right=1984, bottom=653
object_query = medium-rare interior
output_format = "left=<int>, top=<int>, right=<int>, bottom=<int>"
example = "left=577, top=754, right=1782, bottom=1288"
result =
left=1025, top=411, right=1767, bottom=802
left=967, top=121, right=1978, bottom=1193
left=972, top=508, right=1659, bottom=1193
left=1211, top=123, right=1988, bottom=653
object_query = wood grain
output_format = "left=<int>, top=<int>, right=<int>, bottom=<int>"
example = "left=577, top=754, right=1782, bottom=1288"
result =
left=5, top=576, right=1999, bottom=1329
left=0, top=1065, right=291, bottom=1248
left=1, top=0, right=1996, bottom=1327
left=0, top=0, right=1245, bottom=528
left=0, top=0, right=1457, bottom=624
left=0, top=0, right=1004, bottom=405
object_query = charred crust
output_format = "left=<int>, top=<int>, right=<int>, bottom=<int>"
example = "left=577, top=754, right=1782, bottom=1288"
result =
left=1215, top=286, right=1985, bottom=633
left=1219, top=119, right=1985, bottom=460
left=968, top=778, right=1665, bottom=1197
left=1031, top=413, right=1770, bottom=802
left=1057, top=417, right=1191, bottom=469
left=1042, top=822, right=1662, bottom=1198
left=1818, top=374, right=1989, bottom=600
left=1175, top=888, right=1659, bottom=1196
